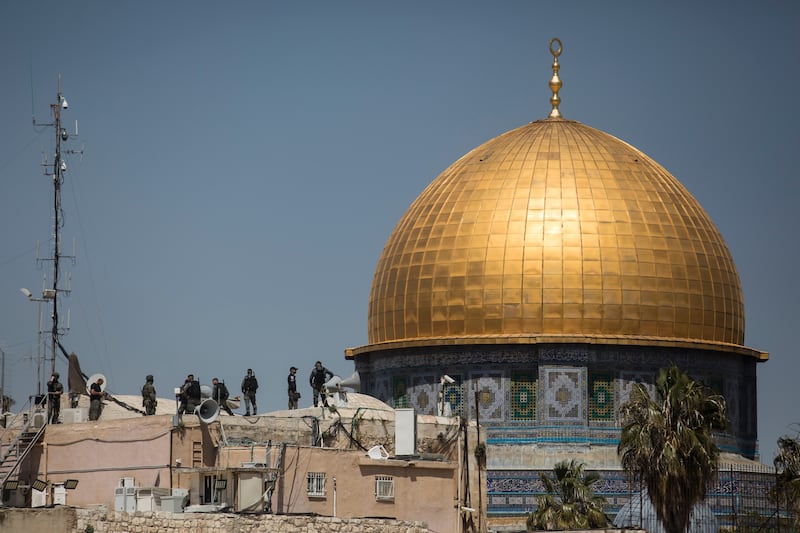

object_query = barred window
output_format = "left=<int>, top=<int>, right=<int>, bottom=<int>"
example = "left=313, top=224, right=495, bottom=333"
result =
left=375, top=475, right=394, bottom=501
left=588, top=370, right=615, bottom=422
left=307, top=472, right=326, bottom=498
left=393, top=376, right=409, bottom=408
left=510, top=370, right=537, bottom=421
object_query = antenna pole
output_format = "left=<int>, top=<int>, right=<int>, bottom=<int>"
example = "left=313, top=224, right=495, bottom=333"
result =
left=50, top=78, right=63, bottom=378
left=30, top=75, right=80, bottom=381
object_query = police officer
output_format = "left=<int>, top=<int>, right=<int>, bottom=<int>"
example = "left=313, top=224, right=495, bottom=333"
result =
left=141, top=374, right=157, bottom=415
left=309, top=361, right=333, bottom=407
left=241, top=369, right=258, bottom=416
left=182, top=374, right=201, bottom=415
left=47, top=372, right=64, bottom=424
left=89, top=377, right=105, bottom=421
left=212, top=377, right=234, bottom=415
left=288, top=367, right=299, bottom=409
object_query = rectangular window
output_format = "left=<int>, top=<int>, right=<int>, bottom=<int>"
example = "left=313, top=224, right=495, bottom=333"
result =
left=202, top=475, right=216, bottom=503
left=441, top=375, right=463, bottom=416
left=392, top=376, right=409, bottom=408
left=375, top=475, right=394, bottom=501
left=307, top=472, right=326, bottom=498
left=510, top=370, right=537, bottom=421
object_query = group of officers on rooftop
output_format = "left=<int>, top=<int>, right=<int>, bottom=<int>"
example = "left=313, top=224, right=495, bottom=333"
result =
left=42, top=361, right=335, bottom=424
left=143, top=361, right=334, bottom=419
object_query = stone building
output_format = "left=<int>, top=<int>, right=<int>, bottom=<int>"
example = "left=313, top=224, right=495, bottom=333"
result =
left=1, top=392, right=477, bottom=533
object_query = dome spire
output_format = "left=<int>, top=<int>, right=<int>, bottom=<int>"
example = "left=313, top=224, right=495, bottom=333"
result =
left=548, top=37, right=563, bottom=119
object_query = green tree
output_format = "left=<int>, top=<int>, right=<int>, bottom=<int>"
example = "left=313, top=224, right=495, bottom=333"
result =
left=526, top=459, right=609, bottom=531
left=774, top=433, right=800, bottom=529
left=618, top=365, right=728, bottom=533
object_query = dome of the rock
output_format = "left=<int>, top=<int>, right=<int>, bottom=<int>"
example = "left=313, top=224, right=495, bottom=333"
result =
left=366, top=117, right=750, bottom=354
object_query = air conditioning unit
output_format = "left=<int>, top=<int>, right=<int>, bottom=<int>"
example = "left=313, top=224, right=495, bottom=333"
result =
left=395, top=408, right=416, bottom=456
left=61, top=408, right=88, bottom=424
left=136, top=487, right=170, bottom=512
left=29, top=412, right=47, bottom=429
left=114, top=486, right=136, bottom=512
left=6, top=485, right=29, bottom=507
left=31, top=487, right=47, bottom=508
left=53, top=484, right=67, bottom=505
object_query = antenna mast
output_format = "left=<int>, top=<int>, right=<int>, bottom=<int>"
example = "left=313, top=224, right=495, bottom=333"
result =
left=31, top=76, right=81, bottom=379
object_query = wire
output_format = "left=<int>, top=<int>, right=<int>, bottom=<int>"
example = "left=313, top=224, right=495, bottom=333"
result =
left=65, top=165, right=113, bottom=383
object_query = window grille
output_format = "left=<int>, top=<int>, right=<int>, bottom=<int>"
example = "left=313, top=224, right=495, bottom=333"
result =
left=307, top=472, right=326, bottom=498
left=375, top=475, right=394, bottom=501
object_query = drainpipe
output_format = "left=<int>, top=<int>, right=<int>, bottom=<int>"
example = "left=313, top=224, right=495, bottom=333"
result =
left=333, top=476, right=337, bottom=517
left=456, top=423, right=463, bottom=533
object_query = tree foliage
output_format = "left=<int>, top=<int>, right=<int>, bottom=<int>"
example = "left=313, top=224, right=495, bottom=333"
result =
left=526, top=459, right=609, bottom=531
left=775, top=433, right=800, bottom=528
left=618, top=365, right=728, bottom=533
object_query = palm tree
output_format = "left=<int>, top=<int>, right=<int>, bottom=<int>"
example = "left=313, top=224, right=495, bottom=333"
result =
left=526, top=459, right=609, bottom=531
left=774, top=434, right=800, bottom=529
left=618, top=365, right=727, bottom=533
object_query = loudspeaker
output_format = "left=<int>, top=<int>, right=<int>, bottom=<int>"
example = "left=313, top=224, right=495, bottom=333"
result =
left=339, top=371, right=361, bottom=391
left=197, top=399, right=219, bottom=424
left=322, top=375, right=342, bottom=392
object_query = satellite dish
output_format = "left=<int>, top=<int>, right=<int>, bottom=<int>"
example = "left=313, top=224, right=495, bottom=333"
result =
left=86, top=373, right=107, bottom=392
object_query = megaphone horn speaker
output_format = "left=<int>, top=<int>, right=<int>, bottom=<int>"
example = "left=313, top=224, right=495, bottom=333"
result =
left=322, top=375, right=342, bottom=392
left=339, top=371, right=361, bottom=391
left=197, top=398, right=219, bottom=424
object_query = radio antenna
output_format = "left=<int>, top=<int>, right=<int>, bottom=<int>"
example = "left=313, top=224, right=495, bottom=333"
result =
left=28, top=75, right=83, bottom=379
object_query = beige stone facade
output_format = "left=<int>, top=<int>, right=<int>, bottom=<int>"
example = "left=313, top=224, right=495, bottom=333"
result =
left=2, top=395, right=483, bottom=533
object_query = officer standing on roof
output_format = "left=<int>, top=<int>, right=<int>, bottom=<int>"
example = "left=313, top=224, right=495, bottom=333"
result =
left=309, top=361, right=333, bottom=407
left=288, top=367, right=299, bottom=409
left=241, top=368, right=258, bottom=416
left=141, top=374, right=157, bottom=415
left=212, top=377, right=234, bottom=416
left=47, top=372, right=63, bottom=424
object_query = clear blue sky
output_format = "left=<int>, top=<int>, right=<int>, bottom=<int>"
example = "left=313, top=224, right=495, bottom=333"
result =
left=1, top=1, right=797, bottom=461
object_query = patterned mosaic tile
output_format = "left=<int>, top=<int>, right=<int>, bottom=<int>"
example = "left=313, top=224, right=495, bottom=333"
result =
left=472, top=372, right=505, bottom=422
left=589, top=369, right=615, bottom=422
left=541, top=366, right=586, bottom=423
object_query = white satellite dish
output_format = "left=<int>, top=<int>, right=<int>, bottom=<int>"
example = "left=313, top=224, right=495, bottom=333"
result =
left=200, top=384, right=213, bottom=399
left=86, top=373, right=107, bottom=392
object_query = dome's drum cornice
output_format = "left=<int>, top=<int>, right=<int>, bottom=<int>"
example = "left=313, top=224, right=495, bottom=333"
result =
left=358, top=118, right=764, bottom=360
left=346, top=334, right=767, bottom=360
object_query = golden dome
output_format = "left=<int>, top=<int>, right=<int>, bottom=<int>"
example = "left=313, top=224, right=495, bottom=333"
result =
left=363, top=117, right=762, bottom=358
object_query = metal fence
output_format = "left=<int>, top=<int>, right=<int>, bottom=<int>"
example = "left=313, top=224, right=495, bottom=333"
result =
left=711, top=464, right=799, bottom=533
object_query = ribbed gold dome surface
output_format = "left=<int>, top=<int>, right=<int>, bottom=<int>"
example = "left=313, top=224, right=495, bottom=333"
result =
left=367, top=118, right=747, bottom=350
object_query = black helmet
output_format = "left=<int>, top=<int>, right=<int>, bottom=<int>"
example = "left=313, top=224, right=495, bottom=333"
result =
left=52, top=372, right=60, bottom=378
left=146, top=374, right=154, bottom=381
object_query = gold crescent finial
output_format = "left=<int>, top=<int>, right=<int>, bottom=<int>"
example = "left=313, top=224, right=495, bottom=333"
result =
left=548, top=38, right=563, bottom=119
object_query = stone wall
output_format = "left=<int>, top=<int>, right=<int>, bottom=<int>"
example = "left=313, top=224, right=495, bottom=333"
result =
left=0, top=507, right=77, bottom=533
left=74, top=508, right=430, bottom=533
